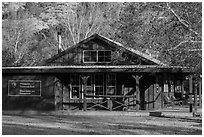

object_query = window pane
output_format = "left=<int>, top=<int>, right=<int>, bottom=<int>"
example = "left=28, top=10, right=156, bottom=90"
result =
left=105, top=51, right=111, bottom=56
left=95, top=74, right=104, bottom=96
left=72, top=87, right=79, bottom=98
left=105, top=51, right=111, bottom=62
left=70, top=74, right=80, bottom=98
left=95, top=87, right=104, bottom=96
left=91, top=51, right=97, bottom=62
left=107, top=74, right=116, bottom=86
left=98, top=56, right=104, bottom=62
left=107, top=74, right=116, bottom=95
left=98, top=51, right=104, bottom=56
left=84, top=51, right=97, bottom=62
left=98, top=51, right=111, bottom=62
left=95, top=74, right=104, bottom=85
left=84, top=57, right=90, bottom=62
left=86, top=87, right=94, bottom=96
left=105, top=56, right=111, bottom=62
left=107, top=87, right=115, bottom=95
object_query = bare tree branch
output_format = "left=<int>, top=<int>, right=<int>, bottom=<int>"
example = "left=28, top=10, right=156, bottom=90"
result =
left=77, top=18, right=83, bottom=43
left=168, top=40, right=202, bottom=51
left=166, top=2, right=202, bottom=38
left=188, top=49, right=202, bottom=52
left=65, top=15, right=76, bottom=44
left=14, top=30, right=21, bottom=53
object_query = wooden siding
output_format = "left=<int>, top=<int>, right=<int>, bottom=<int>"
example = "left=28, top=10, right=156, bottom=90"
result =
left=46, top=38, right=151, bottom=66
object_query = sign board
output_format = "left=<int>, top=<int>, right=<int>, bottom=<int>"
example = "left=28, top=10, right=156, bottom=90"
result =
left=8, top=80, right=41, bottom=96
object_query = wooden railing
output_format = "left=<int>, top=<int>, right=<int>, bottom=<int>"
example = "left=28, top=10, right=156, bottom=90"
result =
left=84, top=95, right=138, bottom=111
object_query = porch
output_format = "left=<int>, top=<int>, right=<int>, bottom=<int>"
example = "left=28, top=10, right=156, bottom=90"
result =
left=2, top=65, right=193, bottom=111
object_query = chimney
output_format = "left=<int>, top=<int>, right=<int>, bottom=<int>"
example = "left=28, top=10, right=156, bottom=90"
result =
left=58, top=31, right=63, bottom=53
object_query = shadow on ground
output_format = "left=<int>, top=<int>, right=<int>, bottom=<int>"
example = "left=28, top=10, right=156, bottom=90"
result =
left=2, top=113, right=202, bottom=135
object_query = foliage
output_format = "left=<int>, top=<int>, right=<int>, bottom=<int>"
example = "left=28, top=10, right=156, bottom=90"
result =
left=40, top=2, right=122, bottom=49
left=2, top=2, right=49, bottom=66
left=2, top=2, right=202, bottom=72
left=114, top=2, right=201, bottom=73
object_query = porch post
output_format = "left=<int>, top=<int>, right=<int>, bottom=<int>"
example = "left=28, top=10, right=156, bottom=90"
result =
left=161, top=73, right=167, bottom=109
left=193, top=83, right=198, bottom=116
left=181, top=78, right=184, bottom=106
left=189, top=75, right=193, bottom=112
left=81, top=75, right=90, bottom=111
left=199, top=81, right=202, bottom=108
left=54, top=78, right=63, bottom=111
left=132, top=75, right=142, bottom=112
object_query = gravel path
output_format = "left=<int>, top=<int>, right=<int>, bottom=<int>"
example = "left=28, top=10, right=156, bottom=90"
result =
left=2, top=110, right=202, bottom=135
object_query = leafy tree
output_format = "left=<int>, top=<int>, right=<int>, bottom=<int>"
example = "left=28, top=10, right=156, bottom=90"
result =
left=39, top=2, right=122, bottom=49
left=2, top=2, right=49, bottom=66
left=2, top=2, right=201, bottom=70
left=114, top=2, right=202, bottom=71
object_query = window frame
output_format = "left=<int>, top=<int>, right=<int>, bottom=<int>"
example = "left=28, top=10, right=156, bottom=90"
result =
left=94, top=74, right=104, bottom=98
left=83, top=50, right=112, bottom=63
left=98, top=50, right=112, bottom=63
left=70, top=74, right=81, bottom=99
left=83, top=50, right=97, bottom=63
left=106, top=73, right=116, bottom=95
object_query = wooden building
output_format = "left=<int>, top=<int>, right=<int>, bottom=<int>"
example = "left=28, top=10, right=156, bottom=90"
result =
left=2, top=34, right=193, bottom=111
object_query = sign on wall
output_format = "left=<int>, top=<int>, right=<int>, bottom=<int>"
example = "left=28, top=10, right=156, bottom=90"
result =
left=8, top=80, right=41, bottom=96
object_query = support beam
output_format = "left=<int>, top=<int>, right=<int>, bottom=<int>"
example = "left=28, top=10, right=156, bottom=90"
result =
left=189, top=75, right=193, bottom=113
left=193, top=83, right=198, bottom=116
left=132, top=75, right=142, bottom=111
left=161, top=74, right=167, bottom=109
left=199, top=81, right=202, bottom=108
left=54, top=78, right=63, bottom=111
left=181, top=79, right=185, bottom=106
left=81, top=75, right=90, bottom=111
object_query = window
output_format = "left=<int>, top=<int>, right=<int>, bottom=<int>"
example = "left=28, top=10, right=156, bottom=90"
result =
left=83, top=51, right=97, bottom=62
left=83, top=50, right=111, bottom=63
left=95, top=74, right=104, bottom=97
left=98, top=51, right=111, bottom=62
left=106, top=74, right=116, bottom=95
left=85, top=76, right=94, bottom=98
left=70, top=74, right=80, bottom=99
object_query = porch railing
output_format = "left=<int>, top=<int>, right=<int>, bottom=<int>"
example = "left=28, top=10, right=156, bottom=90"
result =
left=84, top=95, right=138, bottom=111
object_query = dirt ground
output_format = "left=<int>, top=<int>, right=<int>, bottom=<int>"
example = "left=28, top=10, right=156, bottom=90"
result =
left=2, top=108, right=202, bottom=135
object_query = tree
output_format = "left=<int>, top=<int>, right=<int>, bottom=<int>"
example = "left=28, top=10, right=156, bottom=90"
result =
left=2, top=2, right=49, bottom=66
left=114, top=2, right=201, bottom=70
left=2, top=2, right=123, bottom=66
left=39, top=2, right=122, bottom=49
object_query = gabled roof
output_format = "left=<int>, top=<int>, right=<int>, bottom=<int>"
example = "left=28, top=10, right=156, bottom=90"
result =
left=43, top=33, right=166, bottom=66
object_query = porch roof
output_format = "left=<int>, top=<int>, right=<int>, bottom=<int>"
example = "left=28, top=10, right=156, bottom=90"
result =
left=2, top=65, right=193, bottom=74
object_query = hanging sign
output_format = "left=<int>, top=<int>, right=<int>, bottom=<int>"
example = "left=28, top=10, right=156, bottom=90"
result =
left=8, top=80, right=41, bottom=96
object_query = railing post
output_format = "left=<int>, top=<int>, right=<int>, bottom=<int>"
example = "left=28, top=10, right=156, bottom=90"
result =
left=189, top=75, right=193, bottom=113
left=181, top=79, right=184, bottom=106
left=193, top=83, right=198, bottom=116
left=108, top=97, right=113, bottom=111
left=199, top=81, right=202, bottom=108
